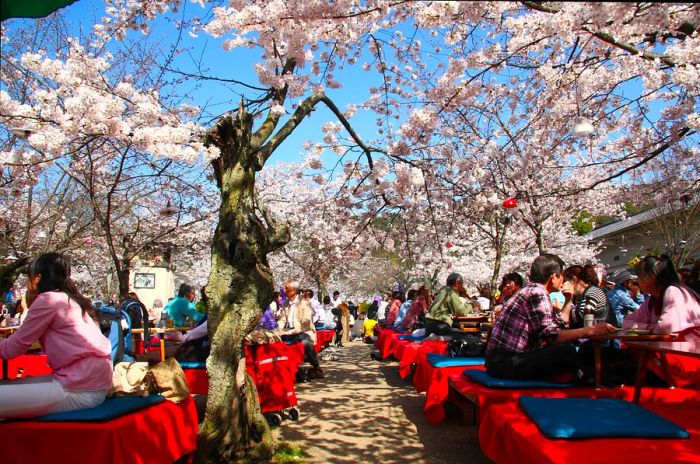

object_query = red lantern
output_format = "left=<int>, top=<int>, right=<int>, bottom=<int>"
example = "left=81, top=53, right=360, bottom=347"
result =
left=445, top=242, right=454, bottom=248
left=502, top=197, right=518, bottom=209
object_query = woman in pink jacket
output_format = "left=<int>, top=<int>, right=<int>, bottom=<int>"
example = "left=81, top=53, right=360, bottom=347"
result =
left=623, top=255, right=700, bottom=340
left=0, top=253, right=112, bottom=418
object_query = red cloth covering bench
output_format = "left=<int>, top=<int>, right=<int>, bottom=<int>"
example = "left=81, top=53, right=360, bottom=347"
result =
left=448, top=373, right=700, bottom=425
left=314, top=329, right=335, bottom=352
left=245, top=342, right=303, bottom=412
left=375, top=328, right=406, bottom=360
left=0, top=396, right=198, bottom=464
left=1, top=354, right=52, bottom=379
left=479, top=399, right=700, bottom=464
left=182, top=367, right=209, bottom=395
left=397, top=340, right=448, bottom=379
left=414, top=355, right=485, bottom=425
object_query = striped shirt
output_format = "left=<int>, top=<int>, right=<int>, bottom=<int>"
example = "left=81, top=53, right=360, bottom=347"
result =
left=571, top=285, right=609, bottom=328
left=487, top=282, right=564, bottom=354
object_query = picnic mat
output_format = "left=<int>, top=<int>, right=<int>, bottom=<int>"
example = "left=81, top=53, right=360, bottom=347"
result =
left=519, top=396, right=689, bottom=439
left=463, top=369, right=573, bottom=389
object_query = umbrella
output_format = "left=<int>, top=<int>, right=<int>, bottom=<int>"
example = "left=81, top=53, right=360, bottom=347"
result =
left=1, top=0, right=79, bottom=21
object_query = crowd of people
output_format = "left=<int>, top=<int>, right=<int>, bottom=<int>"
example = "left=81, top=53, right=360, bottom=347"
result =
left=0, top=255, right=356, bottom=418
left=2, top=249, right=700, bottom=419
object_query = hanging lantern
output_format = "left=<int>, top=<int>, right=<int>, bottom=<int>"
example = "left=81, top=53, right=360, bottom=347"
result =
left=572, top=117, right=594, bottom=137
left=502, top=197, right=517, bottom=209
left=445, top=242, right=454, bottom=248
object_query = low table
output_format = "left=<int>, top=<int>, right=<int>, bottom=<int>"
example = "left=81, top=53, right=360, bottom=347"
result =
left=587, top=332, right=677, bottom=389
left=453, top=315, right=489, bottom=333
left=131, top=327, right=191, bottom=362
left=626, top=341, right=700, bottom=403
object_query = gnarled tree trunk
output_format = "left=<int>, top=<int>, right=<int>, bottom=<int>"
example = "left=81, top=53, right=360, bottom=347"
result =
left=196, top=112, right=289, bottom=463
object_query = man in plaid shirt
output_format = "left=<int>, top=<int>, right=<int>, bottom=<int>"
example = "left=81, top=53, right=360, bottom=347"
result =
left=487, top=254, right=614, bottom=380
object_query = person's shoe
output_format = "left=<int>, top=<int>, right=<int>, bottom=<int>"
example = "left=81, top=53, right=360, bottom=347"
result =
left=308, top=367, right=324, bottom=379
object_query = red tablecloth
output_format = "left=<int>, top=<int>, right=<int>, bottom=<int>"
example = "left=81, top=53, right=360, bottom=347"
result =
left=397, top=341, right=448, bottom=379
left=479, top=399, right=700, bottom=464
left=448, top=373, right=700, bottom=424
left=0, top=396, right=198, bottom=464
left=1, top=354, right=52, bottom=379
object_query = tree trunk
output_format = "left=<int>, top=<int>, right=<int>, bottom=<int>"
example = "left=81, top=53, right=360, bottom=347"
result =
left=0, top=258, right=29, bottom=298
left=116, top=263, right=130, bottom=302
left=195, top=113, right=288, bottom=463
left=535, top=222, right=545, bottom=255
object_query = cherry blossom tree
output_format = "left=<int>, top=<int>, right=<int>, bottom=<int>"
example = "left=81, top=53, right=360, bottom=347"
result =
left=2, top=1, right=699, bottom=461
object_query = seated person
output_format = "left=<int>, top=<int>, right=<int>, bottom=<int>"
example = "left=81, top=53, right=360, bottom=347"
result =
left=623, top=255, right=700, bottom=340
left=280, top=280, right=323, bottom=378
left=486, top=254, right=614, bottom=381
left=362, top=316, right=378, bottom=343
left=352, top=312, right=366, bottom=340
left=0, top=253, right=112, bottom=418
left=382, top=291, right=404, bottom=327
left=322, top=296, right=336, bottom=329
left=398, top=286, right=431, bottom=331
left=424, top=273, right=472, bottom=337
left=475, top=287, right=491, bottom=312
left=561, top=264, right=611, bottom=328
left=175, top=317, right=212, bottom=363
left=303, top=289, right=325, bottom=329
left=165, top=283, right=204, bottom=327
left=392, top=289, right=416, bottom=329
left=607, top=270, right=642, bottom=326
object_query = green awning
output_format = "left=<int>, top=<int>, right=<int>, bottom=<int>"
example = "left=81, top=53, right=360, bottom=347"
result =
left=1, top=0, right=80, bottom=21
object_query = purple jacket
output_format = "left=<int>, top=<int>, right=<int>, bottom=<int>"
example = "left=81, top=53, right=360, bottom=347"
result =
left=259, top=305, right=279, bottom=330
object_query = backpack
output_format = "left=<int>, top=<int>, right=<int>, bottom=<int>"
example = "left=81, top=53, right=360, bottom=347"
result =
left=98, top=303, right=150, bottom=365
left=119, top=298, right=149, bottom=329
left=448, top=334, right=486, bottom=358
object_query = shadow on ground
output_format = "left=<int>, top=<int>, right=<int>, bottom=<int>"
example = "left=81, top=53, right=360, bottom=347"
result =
left=275, top=341, right=492, bottom=464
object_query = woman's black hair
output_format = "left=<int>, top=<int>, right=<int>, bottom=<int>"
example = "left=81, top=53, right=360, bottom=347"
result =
left=635, top=255, right=700, bottom=314
left=28, top=252, right=94, bottom=316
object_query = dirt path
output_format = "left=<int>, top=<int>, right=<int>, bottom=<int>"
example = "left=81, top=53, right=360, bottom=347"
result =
left=275, top=341, right=491, bottom=463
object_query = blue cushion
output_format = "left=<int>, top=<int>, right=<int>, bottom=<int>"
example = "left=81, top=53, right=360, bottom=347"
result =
left=33, top=395, right=165, bottom=422
left=399, top=335, right=427, bottom=342
left=519, top=396, right=690, bottom=439
left=463, top=370, right=573, bottom=389
left=427, top=353, right=485, bottom=368
left=179, top=361, right=206, bottom=369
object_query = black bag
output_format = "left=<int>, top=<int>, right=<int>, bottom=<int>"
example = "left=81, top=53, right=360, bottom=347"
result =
left=120, top=299, right=149, bottom=329
left=448, top=334, right=485, bottom=358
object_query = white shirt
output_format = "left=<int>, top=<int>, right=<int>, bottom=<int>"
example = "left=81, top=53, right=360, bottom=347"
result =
left=331, top=295, right=343, bottom=307
left=285, top=296, right=298, bottom=329
left=377, top=301, right=389, bottom=320
left=308, top=298, right=324, bottom=323
left=476, top=297, right=490, bottom=311
left=323, top=305, right=337, bottom=329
